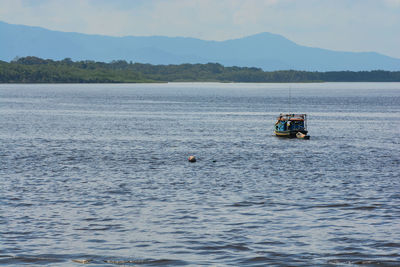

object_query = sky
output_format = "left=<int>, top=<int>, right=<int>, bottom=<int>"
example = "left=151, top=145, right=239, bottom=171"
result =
left=1, top=0, right=400, bottom=58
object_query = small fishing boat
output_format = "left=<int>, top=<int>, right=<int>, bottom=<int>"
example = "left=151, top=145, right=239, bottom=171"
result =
left=274, top=113, right=309, bottom=139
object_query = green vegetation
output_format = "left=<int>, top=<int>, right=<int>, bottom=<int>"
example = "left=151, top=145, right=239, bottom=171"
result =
left=1, top=56, right=400, bottom=83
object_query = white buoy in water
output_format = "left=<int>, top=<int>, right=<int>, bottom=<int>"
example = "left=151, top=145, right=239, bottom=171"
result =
left=296, top=132, right=310, bottom=139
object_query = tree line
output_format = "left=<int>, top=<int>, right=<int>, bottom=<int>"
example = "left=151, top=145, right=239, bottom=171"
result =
left=1, top=56, right=400, bottom=83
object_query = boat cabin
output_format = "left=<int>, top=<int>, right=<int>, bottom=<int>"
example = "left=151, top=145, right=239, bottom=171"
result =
left=274, top=113, right=308, bottom=137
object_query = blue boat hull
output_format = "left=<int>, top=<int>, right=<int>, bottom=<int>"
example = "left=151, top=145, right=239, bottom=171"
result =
left=274, top=129, right=308, bottom=138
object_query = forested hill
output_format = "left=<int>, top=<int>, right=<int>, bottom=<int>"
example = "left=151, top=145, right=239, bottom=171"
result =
left=1, top=57, right=400, bottom=83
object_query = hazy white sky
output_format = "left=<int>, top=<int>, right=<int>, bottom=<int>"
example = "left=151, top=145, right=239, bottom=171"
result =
left=1, top=0, right=399, bottom=58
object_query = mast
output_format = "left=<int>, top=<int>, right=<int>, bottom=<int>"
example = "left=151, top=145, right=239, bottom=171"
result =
left=288, top=84, right=292, bottom=114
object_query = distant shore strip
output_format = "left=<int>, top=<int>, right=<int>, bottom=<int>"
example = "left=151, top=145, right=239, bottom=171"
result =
left=1, top=56, right=400, bottom=83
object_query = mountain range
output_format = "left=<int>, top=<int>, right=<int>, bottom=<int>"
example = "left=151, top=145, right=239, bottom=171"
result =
left=1, top=21, right=399, bottom=71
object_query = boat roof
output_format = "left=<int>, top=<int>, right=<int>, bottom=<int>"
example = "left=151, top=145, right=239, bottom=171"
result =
left=277, top=113, right=306, bottom=121
left=278, top=118, right=304, bottom=121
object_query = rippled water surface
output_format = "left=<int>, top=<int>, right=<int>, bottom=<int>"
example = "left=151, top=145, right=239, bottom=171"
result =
left=1, top=83, right=399, bottom=266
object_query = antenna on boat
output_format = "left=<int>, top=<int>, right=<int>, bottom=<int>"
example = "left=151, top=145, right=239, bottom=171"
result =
left=288, top=84, right=292, bottom=114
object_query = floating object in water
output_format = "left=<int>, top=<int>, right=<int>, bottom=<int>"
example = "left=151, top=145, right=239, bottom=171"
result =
left=296, top=131, right=310, bottom=140
left=188, top=156, right=196, bottom=162
left=72, top=259, right=92, bottom=264
left=274, top=113, right=310, bottom=138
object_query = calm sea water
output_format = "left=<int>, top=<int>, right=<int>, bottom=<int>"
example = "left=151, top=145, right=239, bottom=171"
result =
left=0, top=83, right=399, bottom=266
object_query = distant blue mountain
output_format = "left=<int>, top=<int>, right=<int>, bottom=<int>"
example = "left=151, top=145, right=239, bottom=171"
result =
left=1, top=21, right=400, bottom=71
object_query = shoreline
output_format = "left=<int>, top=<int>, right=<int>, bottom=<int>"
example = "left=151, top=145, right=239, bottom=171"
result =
left=3, top=81, right=400, bottom=84
left=2, top=57, right=400, bottom=83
